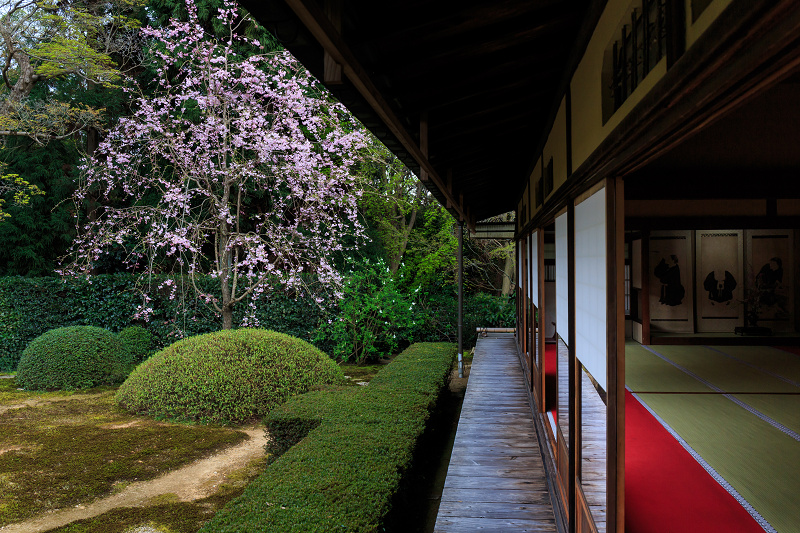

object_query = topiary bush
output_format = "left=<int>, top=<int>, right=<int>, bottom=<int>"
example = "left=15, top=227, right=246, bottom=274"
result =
left=118, top=325, right=155, bottom=365
left=15, top=326, right=128, bottom=390
left=115, top=329, right=344, bottom=424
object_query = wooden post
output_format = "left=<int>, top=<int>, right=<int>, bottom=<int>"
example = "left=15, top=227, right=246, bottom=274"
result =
left=641, top=230, right=651, bottom=345
left=521, top=234, right=528, bottom=359
left=567, top=202, right=577, bottom=532
left=529, top=232, right=535, bottom=390
left=458, top=220, right=464, bottom=378
left=323, top=0, right=342, bottom=84
left=538, top=228, right=546, bottom=413
left=606, top=177, right=625, bottom=533
left=420, top=111, right=429, bottom=182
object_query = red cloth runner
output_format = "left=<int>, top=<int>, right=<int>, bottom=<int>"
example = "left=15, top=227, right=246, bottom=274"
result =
left=625, top=390, right=764, bottom=533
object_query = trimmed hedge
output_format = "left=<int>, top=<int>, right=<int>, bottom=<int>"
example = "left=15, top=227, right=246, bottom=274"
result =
left=118, top=326, right=155, bottom=364
left=16, top=326, right=128, bottom=390
left=200, top=342, right=456, bottom=533
left=115, top=329, right=344, bottom=425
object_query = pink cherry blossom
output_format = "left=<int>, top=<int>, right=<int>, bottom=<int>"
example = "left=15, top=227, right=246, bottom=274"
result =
left=62, top=0, right=368, bottom=330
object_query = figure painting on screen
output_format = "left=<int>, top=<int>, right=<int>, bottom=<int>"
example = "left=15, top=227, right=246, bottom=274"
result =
left=756, top=257, right=788, bottom=314
left=704, top=270, right=737, bottom=304
left=654, top=255, right=685, bottom=306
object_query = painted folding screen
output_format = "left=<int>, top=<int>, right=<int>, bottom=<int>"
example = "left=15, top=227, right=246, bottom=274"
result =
left=531, top=231, right=539, bottom=303
left=575, top=187, right=607, bottom=391
left=556, top=212, right=569, bottom=343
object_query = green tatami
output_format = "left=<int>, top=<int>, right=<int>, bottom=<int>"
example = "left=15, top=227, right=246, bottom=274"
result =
left=639, top=393, right=800, bottom=533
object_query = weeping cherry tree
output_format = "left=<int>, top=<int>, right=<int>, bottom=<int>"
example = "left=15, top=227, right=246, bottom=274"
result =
left=62, top=0, right=368, bottom=329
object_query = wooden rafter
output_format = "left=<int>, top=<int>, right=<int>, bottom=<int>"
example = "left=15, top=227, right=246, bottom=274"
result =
left=282, top=0, right=474, bottom=229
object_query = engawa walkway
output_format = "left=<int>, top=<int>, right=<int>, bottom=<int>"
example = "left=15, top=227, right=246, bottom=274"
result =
left=434, top=333, right=557, bottom=532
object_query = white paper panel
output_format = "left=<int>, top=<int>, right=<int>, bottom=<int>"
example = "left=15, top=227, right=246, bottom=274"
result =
left=517, top=242, right=521, bottom=289
left=575, top=187, right=607, bottom=391
left=527, top=234, right=533, bottom=299
left=531, top=231, right=539, bottom=303
left=555, top=212, right=569, bottom=343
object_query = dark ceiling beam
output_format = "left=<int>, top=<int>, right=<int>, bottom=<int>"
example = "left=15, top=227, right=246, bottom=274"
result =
left=370, top=16, right=579, bottom=70
left=378, top=39, right=566, bottom=83
left=282, top=0, right=474, bottom=229
left=396, top=69, right=557, bottom=113
left=432, top=94, right=537, bottom=130
left=355, top=0, right=565, bottom=53
left=432, top=117, right=537, bottom=147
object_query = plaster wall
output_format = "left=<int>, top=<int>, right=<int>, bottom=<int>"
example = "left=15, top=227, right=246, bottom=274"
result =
left=570, top=0, right=667, bottom=172
left=527, top=157, right=543, bottom=222
left=543, top=97, right=569, bottom=203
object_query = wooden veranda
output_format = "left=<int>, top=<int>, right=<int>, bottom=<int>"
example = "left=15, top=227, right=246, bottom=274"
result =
left=434, top=333, right=558, bottom=532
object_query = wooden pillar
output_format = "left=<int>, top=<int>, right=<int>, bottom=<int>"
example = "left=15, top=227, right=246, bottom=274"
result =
left=606, top=177, right=625, bottom=533
left=514, top=240, right=522, bottom=351
left=567, top=202, right=577, bottom=532
left=457, top=221, right=464, bottom=377
left=537, top=229, right=546, bottom=413
left=323, top=0, right=343, bottom=84
left=522, top=235, right=528, bottom=359
left=641, top=230, right=651, bottom=345
left=419, top=111, right=429, bottom=182
left=528, top=233, right=535, bottom=388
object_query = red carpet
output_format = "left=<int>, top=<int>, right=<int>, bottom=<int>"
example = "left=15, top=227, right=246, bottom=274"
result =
left=777, top=346, right=800, bottom=357
left=625, top=391, right=763, bottom=533
left=545, top=343, right=557, bottom=415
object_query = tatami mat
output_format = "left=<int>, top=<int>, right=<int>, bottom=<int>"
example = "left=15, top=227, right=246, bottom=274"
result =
left=626, top=343, right=800, bottom=532
left=639, top=393, right=800, bottom=533
left=625, top=343, right=711, bottom=393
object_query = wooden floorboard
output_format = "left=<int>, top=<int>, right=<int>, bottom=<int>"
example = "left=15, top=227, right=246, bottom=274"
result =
left=580, top=367, right=607, bottom=533
left=434, top=334, right=557, bottom=532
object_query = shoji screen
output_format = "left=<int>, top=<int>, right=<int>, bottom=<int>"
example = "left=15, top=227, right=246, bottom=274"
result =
left=531, top=231, right=539, bottom=304
left=575, top=187, right=607, bottom=391
left=555, top=212, right=569, bottom=343
left=527, top=234, right=532, bottom=299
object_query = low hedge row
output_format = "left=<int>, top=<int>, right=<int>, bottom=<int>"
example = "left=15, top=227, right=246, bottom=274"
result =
left=200, top=342, right=457, bottom=533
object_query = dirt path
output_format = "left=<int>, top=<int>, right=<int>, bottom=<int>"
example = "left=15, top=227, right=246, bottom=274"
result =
left=0, top=427, right=267, bottom=533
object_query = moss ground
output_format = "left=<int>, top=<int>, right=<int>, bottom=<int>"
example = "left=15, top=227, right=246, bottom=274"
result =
left=0, top=374, right=109, bottom=404
left=43, top=457, right=268, bottom=533
left=0, top=378, right=247, bottom=528
left=340, top=363, right=384, bottom=384
left=1, top=356, right=387, bottom=533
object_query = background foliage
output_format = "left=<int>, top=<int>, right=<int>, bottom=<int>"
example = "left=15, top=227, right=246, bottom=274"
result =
left=0, top=273, right=514, bottom=371
left=0, top=0, right=516, bottom=371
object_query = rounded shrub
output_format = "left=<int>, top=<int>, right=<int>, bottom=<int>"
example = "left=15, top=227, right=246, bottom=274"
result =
left=118, top=325, right=155, bottom=365
left=115, top=329, right=344, bottom=424
left=16, top=326, right=127, bottom=390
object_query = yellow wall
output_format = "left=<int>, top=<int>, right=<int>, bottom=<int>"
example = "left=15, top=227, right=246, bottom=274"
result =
left=522, top=183, right=530, bottom=225
left=526, top=0, right=735, bottom=210
left=543, top=97, right=569, bottom=202
left=529, top=157, right=543, bottom=220
left=570, top=0, right=668, bottom=171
